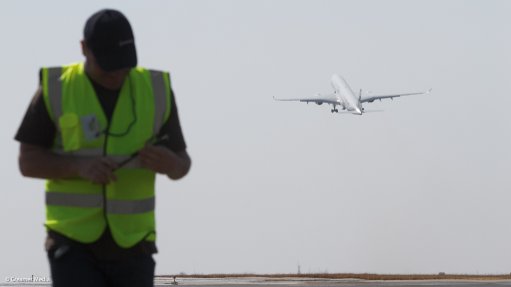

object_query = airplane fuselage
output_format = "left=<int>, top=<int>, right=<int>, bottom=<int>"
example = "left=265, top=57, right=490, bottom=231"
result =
left=331, top=74, right=362, bottom=115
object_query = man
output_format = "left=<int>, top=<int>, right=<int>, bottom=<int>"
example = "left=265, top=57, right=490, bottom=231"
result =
left=15, top=9, right=191, bottom=287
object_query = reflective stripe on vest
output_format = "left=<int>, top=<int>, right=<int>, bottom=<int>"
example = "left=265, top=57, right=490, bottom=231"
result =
left=150, top=70, right=168, bottom=134
left=53, top=150, right=143, bottom=169
left=46, top=192, right=102, bottom=208
left=47, top=67, right=63, bottom=122
left=107, top=197, right=155, bottom=214
left=46, top=191, right=155, bottom=214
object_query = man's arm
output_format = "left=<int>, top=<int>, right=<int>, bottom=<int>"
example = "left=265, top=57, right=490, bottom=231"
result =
left=19, top=143, right=118, bottom=184
left=138, top=146, right=191, bottom=180
left=17, top=87, right=119, bottom=185
left=138, top=88, right=191, bottom=180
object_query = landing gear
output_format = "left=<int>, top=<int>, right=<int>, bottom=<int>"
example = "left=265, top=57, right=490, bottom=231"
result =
left=331, top=105, right=339, bottom=113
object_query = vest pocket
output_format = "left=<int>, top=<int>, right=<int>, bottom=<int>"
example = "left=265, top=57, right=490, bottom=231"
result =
left=59, top=113, right=83, bottom=152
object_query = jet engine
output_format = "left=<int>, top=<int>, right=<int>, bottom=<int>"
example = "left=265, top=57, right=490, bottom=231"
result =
left=315, top=93, right=323, bottom=105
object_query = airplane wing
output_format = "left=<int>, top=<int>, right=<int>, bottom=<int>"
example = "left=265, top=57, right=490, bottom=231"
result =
left=273, top=93, right=338, bottom=105
left=360, top=88, right=431, bottom=103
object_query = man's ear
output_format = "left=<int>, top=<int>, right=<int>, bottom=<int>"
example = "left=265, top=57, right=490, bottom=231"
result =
left=81, top=40, right=88, bottom=57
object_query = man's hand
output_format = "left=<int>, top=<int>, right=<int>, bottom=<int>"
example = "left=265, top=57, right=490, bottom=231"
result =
left=138, top=145, right=191, bottom=180
left=76, top=157, right=118, bottom=185
left=19, top=143, right=119, bottom=184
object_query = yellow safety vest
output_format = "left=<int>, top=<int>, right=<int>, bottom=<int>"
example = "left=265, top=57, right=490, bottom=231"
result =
left=41, top=62, right=171, bottom=248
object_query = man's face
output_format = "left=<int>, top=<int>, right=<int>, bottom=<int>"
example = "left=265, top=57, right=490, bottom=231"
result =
left=82, top=41, right=130, bottom=90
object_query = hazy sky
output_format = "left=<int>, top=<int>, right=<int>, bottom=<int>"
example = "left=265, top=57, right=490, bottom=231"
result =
left=2, top=0, right=511, bottom=279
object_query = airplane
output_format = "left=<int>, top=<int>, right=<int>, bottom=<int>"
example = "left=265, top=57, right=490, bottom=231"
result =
left=274, top=74, right=431, bottom=115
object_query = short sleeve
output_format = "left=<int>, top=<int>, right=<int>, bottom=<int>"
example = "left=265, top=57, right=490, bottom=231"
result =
left=157, top=90, right=187, bottom=152
left=14, top=87, right=57, bottom=148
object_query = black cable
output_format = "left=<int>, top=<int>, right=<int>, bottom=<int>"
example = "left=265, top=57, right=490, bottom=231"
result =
left=102, top=76, right=137, bottom=137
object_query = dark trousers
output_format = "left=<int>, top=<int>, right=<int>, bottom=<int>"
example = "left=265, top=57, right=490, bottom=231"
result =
left=47, top=242, right=155, bottom=287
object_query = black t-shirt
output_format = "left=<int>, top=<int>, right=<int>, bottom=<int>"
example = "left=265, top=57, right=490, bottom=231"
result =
left=15, top=72, right=187, bottom=260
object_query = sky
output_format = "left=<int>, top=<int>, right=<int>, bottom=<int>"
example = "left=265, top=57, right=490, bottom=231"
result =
left=2, top=0, right=511, bottom=279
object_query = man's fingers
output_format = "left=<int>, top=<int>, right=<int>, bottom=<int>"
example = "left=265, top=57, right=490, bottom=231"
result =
left=99, top=159, right=118, bottom=183
left=79, top=157, right=118, bottom=184
left=91, top=173, right=116, bottom=185
left=101, top=157, right=119, bottom=170
left=140, top=146, right=170, bottom=162
left=139, top=146, right=159, bottom=157
left=90, top=167, right=111, bottom=185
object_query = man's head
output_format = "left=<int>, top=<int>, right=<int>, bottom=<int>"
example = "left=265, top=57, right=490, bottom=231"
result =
left=81, top=9, right=136, bottom=89
left=83, top=9, right=137, bottom=71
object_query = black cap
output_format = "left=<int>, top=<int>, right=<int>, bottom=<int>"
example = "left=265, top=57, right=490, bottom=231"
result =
left=84, top=9, right=137, bottom=71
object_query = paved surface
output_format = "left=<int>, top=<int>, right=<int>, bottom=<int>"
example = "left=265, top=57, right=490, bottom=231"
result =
left=154, top=277, right=511, bottom=287
left=2, top=277, right=511, bottom=286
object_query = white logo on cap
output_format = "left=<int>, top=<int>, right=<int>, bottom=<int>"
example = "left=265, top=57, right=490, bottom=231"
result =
left=119, top=39, right=134, bottom=47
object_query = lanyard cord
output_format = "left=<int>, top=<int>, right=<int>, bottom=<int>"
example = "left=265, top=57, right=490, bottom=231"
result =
left=102, top=77, right=137, bottom=138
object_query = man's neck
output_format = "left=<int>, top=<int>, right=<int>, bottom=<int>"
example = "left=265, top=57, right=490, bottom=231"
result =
left=84, top=61, right=127, bottom=91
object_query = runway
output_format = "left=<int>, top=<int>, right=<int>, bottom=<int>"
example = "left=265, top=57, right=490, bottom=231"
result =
left=154, top=277, right=511, bottom=287
left=2, top=277, right=511, bottom=286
